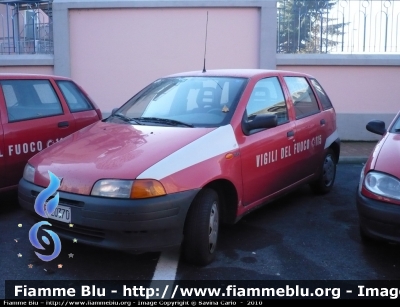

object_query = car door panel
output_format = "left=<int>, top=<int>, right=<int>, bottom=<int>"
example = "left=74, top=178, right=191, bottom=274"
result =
left=72, top=110, right=101, bottom=130
left=282, top=76, right=324, bottom=180
left=238, top=76, right=298, bottom=206
left=55, top=80, right=101, bottom=130
left=240, top=121, right=297, bottom=206
left=3, top=114, right=76, bottom=188
left=0, top=79, right=76, bottom=188
left=0, top=114, right=5, bottom=189
left=293, top=115, right=324, bottom=179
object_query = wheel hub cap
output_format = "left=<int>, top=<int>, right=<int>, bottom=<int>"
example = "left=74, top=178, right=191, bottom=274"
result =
left=323, top=155, right=335, bottom=186
left=208, top=202, right=219, bottom=253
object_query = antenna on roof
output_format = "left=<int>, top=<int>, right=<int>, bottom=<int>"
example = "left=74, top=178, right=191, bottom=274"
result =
left=202, top=11, right=209, bottom=73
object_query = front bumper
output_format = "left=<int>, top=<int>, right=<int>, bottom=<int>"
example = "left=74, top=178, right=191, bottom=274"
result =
left=356, top=187, right=400, bottom=243
left=18, top=178, right=198, bottom=252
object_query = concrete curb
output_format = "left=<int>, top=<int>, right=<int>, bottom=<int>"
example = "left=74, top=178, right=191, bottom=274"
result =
left=339, top=156, right=368, bottom=164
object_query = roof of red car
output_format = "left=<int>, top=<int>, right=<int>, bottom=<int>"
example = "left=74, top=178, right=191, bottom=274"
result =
left=0, top=73, right=71, bottom=80
left=167, top=69, right=313, bottom=78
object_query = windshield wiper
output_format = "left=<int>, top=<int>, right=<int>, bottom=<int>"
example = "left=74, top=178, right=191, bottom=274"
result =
left=133, top=117, right=193, bottom=127
left=113, top=113, right=142, bottom=125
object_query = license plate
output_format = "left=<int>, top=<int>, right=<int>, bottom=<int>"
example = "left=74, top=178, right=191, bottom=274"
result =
left=47, top=204, right=71, bottom=223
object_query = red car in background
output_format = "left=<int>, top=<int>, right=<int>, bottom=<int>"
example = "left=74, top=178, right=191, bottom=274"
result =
left=357, top=111, right=400, bottom=243
left=0, top=74, right=102, bottom=192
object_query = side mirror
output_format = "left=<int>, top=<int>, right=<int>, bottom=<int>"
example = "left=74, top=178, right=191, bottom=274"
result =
left=242, top=114, right=278, bottom=135
left=366, top=120, right=386, bottom=136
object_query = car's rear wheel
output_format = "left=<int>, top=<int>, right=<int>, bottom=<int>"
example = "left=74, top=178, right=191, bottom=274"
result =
left=310, top=148, right=336, bottom=194
left=182, top=188, right=220, bottom=266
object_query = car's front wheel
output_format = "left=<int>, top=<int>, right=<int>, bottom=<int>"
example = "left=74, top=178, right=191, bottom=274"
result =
left=182, top=188, right=220, bottom=266
left=310, top=148, right=337, bottom=194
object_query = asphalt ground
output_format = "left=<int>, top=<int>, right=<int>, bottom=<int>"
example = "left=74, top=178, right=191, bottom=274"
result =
left=1, top=141, right=392, bottom=300
left=3, top=159, right=400, bottom=300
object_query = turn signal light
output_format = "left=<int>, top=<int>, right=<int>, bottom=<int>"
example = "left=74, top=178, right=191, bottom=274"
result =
left=130, top=180, right=166, bottom=199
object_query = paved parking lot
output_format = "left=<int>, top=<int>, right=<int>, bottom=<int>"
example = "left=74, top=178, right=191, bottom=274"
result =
left=2, top=161, right=400, bottom=299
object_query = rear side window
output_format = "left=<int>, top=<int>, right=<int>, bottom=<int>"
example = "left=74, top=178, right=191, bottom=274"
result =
left=57, top=80, right=94, bottom=112
left=1, top=80, right=63, bottom=122
left=310, top=78, right=333, bottom=110
left=284, top=77, right=320, bottom=119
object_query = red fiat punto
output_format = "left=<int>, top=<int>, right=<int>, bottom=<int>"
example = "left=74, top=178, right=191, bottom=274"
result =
left=0, top=74, right=102, bottom=192
left=19, top=69, right=340, bottom=265
left=357, top=111, right=400, bottom=243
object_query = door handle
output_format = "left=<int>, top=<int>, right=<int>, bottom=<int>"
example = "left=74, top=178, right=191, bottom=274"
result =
left=320, top=119, right=326, bottom=125
left=58, top=121, right=69, bottom=128
left=287, top=130, right=295, bottom=137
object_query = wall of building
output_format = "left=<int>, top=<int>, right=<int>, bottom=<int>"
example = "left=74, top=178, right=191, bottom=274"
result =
left=0, top=54, right=53, bottom=74
left=0, top=65, right=53, bottom=74
left=68, top=7, right=260, bottom=112
left=277, top=55, right=400, bottom=140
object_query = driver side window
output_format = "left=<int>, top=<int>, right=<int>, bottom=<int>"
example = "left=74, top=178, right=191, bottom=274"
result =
left=246, top=77, right=288, bottom=125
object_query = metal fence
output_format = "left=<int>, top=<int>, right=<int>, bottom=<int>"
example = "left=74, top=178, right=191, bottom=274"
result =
left=277, top=0, right=400, bottom=53
left=0, top=0, right=398, bottom=55
left=0, top=1, right=53, bottom=55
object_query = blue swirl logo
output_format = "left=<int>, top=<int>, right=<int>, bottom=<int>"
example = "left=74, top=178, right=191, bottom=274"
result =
left=29, top=171, right=62, bottom=261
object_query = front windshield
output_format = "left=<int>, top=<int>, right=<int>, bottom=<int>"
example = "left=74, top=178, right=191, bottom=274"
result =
left=108, top=76, right=247, bottom=127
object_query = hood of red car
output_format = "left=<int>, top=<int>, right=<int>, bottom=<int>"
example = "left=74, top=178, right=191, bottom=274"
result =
left=374, top=133, right=400, bottom=178
left=29, top=121, right=214, bottom=194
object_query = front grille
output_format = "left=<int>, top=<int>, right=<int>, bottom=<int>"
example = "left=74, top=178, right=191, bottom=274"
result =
left=52, top=220, right=104, bottom=239
left=36, top=217, right=105, bottom=241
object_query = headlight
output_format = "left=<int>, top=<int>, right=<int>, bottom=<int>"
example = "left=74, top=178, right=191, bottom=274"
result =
left=91, top=179, right=133, bottom=198
left=364, top=171, right=400, bottom=201
left=23, top=164, right=35, bottom=183
left=91, top=179, right=166, bottom=199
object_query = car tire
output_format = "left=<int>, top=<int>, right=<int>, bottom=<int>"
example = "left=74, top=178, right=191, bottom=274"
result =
left=310, top=148, right=336, bottom=194
left=182, top=188, right=220, bottom=266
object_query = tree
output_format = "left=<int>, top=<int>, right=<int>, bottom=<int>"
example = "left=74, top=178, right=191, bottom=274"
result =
left=277, top=0, right=344, bottom=53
